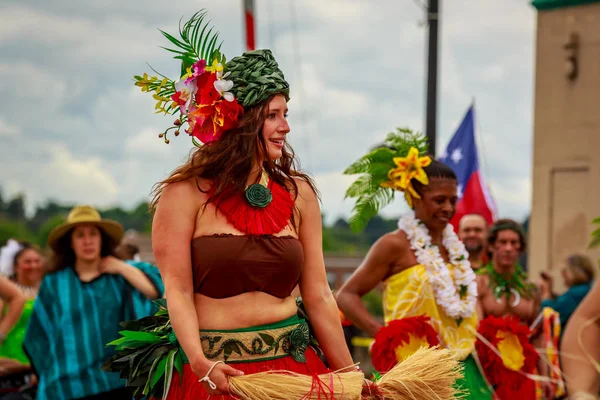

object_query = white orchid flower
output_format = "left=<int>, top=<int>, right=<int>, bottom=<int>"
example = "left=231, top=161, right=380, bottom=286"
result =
left=175, top=78, right=197, bottom=114
left=214, top=79, right=235, bottom=102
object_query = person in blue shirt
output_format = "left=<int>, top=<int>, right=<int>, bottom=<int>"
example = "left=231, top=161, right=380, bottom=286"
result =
left=23, top=205, right=164, bottom=400
left=539, top=253, right=595, bottom=328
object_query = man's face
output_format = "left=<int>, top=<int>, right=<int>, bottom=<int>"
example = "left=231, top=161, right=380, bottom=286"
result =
left=491, top=229, right=522, bottom=269
left=458, top=215, right=487, bottom=255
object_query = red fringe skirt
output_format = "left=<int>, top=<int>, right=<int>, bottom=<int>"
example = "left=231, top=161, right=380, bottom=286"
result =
left=166, top=347, right=329, bottom=400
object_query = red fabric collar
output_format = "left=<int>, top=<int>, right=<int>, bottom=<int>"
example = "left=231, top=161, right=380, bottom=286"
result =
left=213, top=180, right=294, bottom=235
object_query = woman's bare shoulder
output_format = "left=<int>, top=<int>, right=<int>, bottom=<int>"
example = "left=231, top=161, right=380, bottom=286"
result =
left=374, top=229, right=410, bottom=253
left=159, top=177, right=209, bottom=205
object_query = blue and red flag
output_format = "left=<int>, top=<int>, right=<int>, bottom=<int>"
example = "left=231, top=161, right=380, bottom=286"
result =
left=439, top=105, right=497, bottom=231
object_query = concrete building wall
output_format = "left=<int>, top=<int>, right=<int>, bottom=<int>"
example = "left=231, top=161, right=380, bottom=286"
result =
left=529, top=1, right=600, bottom=291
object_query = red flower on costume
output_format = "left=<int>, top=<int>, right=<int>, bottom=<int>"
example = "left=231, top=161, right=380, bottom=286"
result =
left=371, top=316, right=439, bottom=373
left=476, top=316, right=538, bottom=400
left=188, top=97, right=244, bottom=144
left=194, top=72, right=220, bottom=105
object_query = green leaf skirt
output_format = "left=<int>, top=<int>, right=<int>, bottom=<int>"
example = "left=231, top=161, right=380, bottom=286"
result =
left=103, top=299, right=323, bottom=400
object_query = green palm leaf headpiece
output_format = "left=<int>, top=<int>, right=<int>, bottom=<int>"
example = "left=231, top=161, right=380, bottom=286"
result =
left=134, top=9, right=290, bottom=146
left=343, top=128, right=431, bottom=232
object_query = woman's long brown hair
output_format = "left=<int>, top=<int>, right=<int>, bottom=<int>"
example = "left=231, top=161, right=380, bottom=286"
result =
left=150, top=94, right=318, bottom=231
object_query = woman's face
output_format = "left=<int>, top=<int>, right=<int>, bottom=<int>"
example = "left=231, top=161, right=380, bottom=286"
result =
left=261, top=94, right=290, bottom=161
left=561, top=267, right=573, bottom=287
left=413, top=178, right=458, bottom=232
left=71, top=224, right=102, bottom=262
left=15, top=249, right=44, bottom=284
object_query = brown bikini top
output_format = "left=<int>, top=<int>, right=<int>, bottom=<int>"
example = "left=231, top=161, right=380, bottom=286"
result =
left=191, top=234, right=303, bottom=299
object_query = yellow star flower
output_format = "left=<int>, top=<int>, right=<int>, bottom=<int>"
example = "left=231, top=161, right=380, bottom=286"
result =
left=380, top=147, right=431, bottom=207
left=387, top=147, right=431, bottom=189
left=205, top=58, right=224, bottom=74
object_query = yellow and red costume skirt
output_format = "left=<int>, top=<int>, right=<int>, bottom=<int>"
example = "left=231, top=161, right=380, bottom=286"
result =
left=370, top=316, right=492, bottom=400
left=475, top=316, right=539, bottom=400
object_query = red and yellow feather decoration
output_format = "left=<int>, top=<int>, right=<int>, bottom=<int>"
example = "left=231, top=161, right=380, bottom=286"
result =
left=371, top=316, right=440, bottom=373
left=476, top=316, right=538, bottom=400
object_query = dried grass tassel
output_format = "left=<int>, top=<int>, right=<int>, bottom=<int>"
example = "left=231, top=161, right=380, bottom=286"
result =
left=228, top=369, right=364, bottom=399
left=227, top=346, right=462, bottom=400
left=372, top=346, right=465, bottom=400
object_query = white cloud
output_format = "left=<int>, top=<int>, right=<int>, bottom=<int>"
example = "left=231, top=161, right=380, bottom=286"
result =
left=2, top=143, right=119, bottom=213
left=314, top=171, right=411, bottom=225
left=0, top=118, right=19, bottom=137
left=488, top=177, right=531, bottom=221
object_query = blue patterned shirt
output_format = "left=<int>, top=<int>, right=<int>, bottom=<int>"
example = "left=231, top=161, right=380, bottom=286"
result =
left=24, top=261, right=164, bottom=400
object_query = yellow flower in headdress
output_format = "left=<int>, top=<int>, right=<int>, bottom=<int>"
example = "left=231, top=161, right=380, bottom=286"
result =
left=380, top=147, right=431, bottom=207
left=344, top=128, right=430, bottom=232
left=205, top=58, right=224, bottom=74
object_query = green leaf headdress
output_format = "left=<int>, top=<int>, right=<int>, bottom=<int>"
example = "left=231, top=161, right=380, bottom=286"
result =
left=135, top=9, right=290, bottom=146
left=343, top=128, right=431, bottom=232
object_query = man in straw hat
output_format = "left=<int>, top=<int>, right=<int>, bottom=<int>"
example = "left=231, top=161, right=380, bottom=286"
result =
left=23, top=205, right=164, bottom=400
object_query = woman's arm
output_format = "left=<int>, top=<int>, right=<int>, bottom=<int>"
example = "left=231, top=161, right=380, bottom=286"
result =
left=561, top=279, right=600, bottom=396
left=296, top=180, right=354, bottom=371
left=336, top=234, right=404, bottom=337
left=0, top=277, right=25, bottom=341
left=152, top=181, right=241, bottom=393
left=100, top=256, right=161, bottom=299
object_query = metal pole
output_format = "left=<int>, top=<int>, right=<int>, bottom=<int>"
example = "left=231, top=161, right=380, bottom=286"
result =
left=425, top=0, right=439, bottom=156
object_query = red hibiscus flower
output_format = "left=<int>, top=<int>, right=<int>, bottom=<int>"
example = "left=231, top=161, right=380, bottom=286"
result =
left=217, top=98, right=244, bottom=132
left=194, top=72, right=219, bottom=106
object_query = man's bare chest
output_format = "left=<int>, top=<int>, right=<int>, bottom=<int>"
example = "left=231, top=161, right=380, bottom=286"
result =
left=481, top=291, right=536, bottom=324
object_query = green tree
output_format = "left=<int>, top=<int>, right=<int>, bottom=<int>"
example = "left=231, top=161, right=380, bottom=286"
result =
left=0, top=220, right=35, bottom=246
left=37, top=215, right=66, bottom=248
left=5, top=194, right=26, bottom=221
left=363, top=289, right=384, bottom=317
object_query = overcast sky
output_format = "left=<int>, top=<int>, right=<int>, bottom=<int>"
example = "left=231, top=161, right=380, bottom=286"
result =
left=0, top=0, right=536, bottom=224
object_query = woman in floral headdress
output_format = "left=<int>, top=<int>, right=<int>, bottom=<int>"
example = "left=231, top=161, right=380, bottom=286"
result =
left=336, top=130, right=493, bottom=399
left=104, top=10, right=362, bottom=400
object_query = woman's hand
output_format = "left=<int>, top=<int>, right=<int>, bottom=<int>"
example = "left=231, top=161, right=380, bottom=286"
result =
left=537, top=273, right=553, bottom=300
left=361, top=378, right=383, bottom=399
left=192, top=359, right=244, bottom=395
left=99, top=256, right=125, bottom=275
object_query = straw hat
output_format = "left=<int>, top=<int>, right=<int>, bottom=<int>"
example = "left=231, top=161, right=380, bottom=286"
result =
left=48, top=205, right=124, bottom=251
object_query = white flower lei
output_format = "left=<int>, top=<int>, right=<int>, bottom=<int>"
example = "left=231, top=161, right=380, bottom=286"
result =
left=398, top=211, right=477, bottom=320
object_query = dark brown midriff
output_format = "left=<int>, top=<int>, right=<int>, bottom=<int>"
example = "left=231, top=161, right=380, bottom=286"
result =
left=191, top=234, right=304, bottom=299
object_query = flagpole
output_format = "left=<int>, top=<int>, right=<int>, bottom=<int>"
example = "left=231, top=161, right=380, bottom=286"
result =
left=243, top=0, right=256, bottom=51
left=425, top=0, right=439, bottom=156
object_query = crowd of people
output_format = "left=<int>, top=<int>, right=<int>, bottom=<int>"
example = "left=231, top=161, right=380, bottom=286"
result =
left=0, top=7, right=598, bottom=400
left=0, top=207, right=164, bottom=399
left=336, top=146, right=597, bottom=399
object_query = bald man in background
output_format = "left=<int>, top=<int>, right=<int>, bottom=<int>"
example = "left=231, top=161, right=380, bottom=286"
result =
left=458, top=214, right=488, bottom=270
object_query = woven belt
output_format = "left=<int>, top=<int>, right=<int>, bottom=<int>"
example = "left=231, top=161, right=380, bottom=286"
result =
left=200, top=319, right=310, bottom=363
